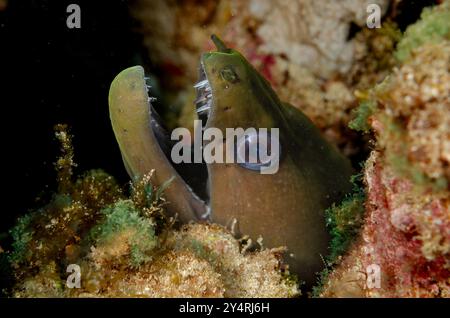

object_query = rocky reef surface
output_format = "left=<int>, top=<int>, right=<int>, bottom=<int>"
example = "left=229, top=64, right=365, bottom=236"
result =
left=3, top=125, right=298, bottom=298
left=319, top=3, right=450, bottom=297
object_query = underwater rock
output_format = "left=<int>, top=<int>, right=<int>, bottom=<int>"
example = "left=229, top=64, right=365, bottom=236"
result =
left=130, top=0, right=389, bottom=81
left=246, top=0, right=389, bottom=78
left=11, top=201, right=299, bottom=297
left=130, top=0, right=231, bottom=91
left=373, top=42, right=450, bottom=184
left=7, top=127, right=299, bottom=297
left=318, top=4, right=450, bottom=297
left=395, top=1, right=450, bottom=62
left=320, top=152, right=449, bottom=297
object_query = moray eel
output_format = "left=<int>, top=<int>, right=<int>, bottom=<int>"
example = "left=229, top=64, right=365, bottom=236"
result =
left=109, top=35, right=353, bottom=287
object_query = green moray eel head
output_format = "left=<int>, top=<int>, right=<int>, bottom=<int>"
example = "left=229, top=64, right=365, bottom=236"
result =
left=109, top=35, right=354, bottom=288
left=197, top=35, right=282, bottom=132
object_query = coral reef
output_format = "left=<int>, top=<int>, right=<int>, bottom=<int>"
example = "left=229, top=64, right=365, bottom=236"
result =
left=320, top=152, right=449, bottom=297
left=374, top=42, right=450, bottom=187
left=85, top=223, right=298, bottom=298
left=325, top=175, right=366, bottom=264
left=130, top=0, right=231, bottom=91
left=245, top=0, right=389, bottom=77
left=6, top=126, right=299, bottom=298
left=395, top=2, right=450, bottom=62
left=317, top=3, right=450, bottom=297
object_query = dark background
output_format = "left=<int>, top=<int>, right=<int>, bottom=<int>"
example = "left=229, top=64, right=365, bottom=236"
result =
left=0, top=0, right=147, bottom=238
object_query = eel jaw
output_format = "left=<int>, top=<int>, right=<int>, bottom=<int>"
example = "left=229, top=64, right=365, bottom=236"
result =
left=144, top=65, right=213, bottom=219
left=109, top=65, right=209, bottom=222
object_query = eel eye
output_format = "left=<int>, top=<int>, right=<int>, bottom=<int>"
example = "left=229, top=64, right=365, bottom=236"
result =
left=235, top=130, right=280, bottom=172
left=220, top=65, right=239, bottom=83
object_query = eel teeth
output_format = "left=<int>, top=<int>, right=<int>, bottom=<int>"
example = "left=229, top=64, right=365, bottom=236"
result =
left=148, top=97, right=157, bottom=102
left=194, top=79, right=209, bottom=89
left=194, top=65, right=212, bottom=123
left=196, top=104, right=210, bottom=114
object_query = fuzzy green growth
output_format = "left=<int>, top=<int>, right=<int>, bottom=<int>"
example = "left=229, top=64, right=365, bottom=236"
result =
left=395, top=3, right=450, bottom=62
left=6, top=125, right=169, bottom=294
left=130, top=172, right=174, bottom=234
left=8, top=214, right=34, bottom=265
left=312, top=173, right=366, bottom=297
left=90, top=200, right=158, bottom=267
left=142, top=175, right=174, bottom=208
left=349, top=100, right=377, bottom=133
left=325, top=187, right=365, bottom=262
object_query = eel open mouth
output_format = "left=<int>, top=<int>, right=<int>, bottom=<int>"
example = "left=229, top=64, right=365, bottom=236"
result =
left=147, top=62, right=212, bottom=215
left=110, top=35, right=280, bottom=220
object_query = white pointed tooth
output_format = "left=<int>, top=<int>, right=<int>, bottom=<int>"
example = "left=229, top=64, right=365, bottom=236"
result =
left=204, top=86, right=211, bottom=92
left=146, top=84, right=152, bottom=89
left=144, top=76, right=150, bottom=80
left=196, top=104, right=210, bottom=113
left=148, top=97, right=157, bottom=102
left=194, top=79, right=209, bottom=89
left=206, top=93, right=212, bottom=99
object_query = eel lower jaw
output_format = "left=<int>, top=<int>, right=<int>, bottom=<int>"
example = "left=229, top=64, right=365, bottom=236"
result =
left=144, top=66, right=213, bottom=221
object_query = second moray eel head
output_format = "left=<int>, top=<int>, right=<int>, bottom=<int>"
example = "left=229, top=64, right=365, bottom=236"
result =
left=108, top=35, right=353, bottom=287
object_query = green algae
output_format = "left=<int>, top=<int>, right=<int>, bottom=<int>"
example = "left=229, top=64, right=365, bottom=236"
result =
left=5, top=125, right=167, bottom=296
left=325, top=173, right=366, bottom=263
left=311, top=173, right=366, bottom=297
left=8, top=213, right=34, bottom=265
left=395, top=2, right=450, bottom=62
left=349, top=100, right=377, bottom=133
left=89, top=200, right=158, bottom=267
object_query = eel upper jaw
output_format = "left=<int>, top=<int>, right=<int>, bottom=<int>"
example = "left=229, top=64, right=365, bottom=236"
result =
left=194, top=61, right=213, bottom=128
